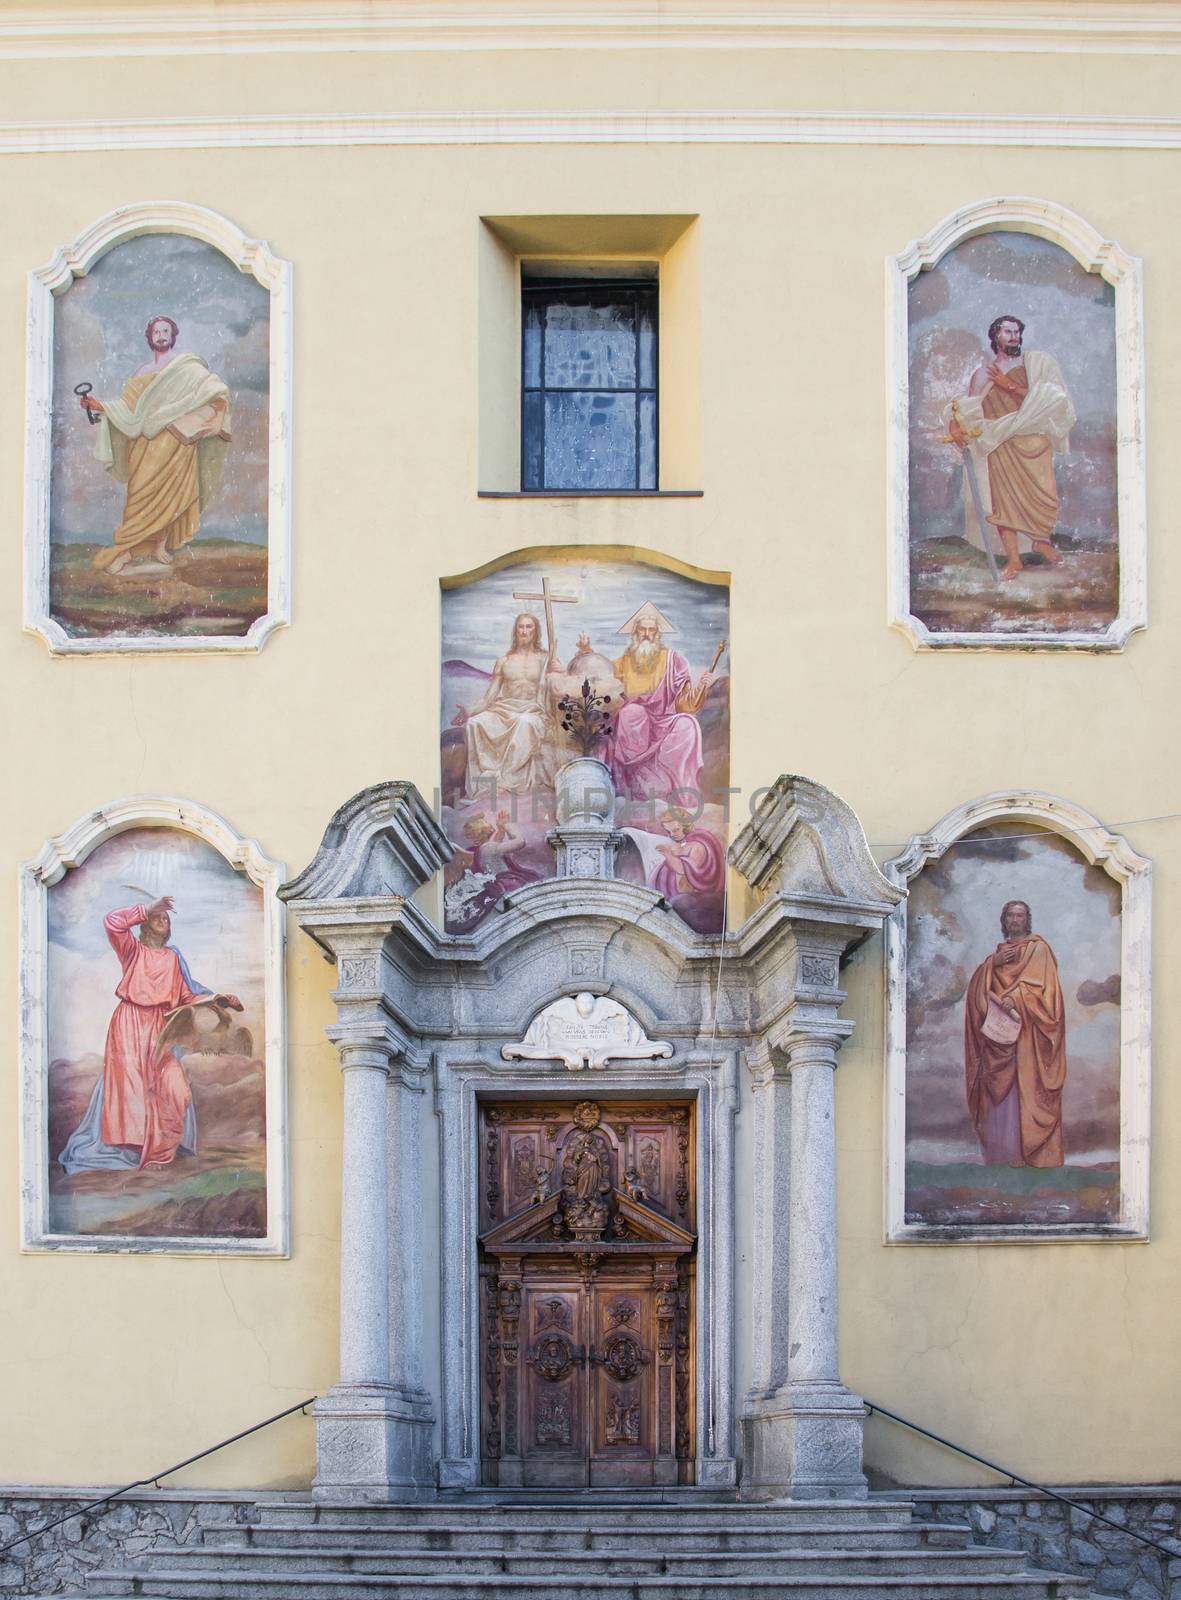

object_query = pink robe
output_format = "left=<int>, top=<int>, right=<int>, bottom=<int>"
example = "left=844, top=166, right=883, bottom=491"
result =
left=607, top=649, right=704, bottom=799
left=101, top=904, right=204, bottom=1166
left=653, top=828, right=727, bottom=902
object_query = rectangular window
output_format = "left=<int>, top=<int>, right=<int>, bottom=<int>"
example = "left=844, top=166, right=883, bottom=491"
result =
left=521, top=279, right=658, bottom=491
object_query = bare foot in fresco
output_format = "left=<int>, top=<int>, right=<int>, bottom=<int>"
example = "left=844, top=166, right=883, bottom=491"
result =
left=152, top=540, right=174, bottom=565
left=999, top=562, right=1025, bottom=581
left=1031, top=540, right=1063, bottom=565
left=106, top=549, right=132, bottom=576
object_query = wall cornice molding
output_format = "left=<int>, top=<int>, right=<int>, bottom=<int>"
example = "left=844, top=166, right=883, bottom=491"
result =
left=3, top=4, right=1181, bottom=62
left=2, top=110, right=1181, bottom=155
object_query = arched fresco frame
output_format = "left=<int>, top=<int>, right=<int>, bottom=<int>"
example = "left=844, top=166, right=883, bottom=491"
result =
left=884, top=790, right=1151, bottom=1243
left=24, top=200, right=292, bottom=655
left=886, top=197, right=1145, bottom=652
left=19, top=795, right=288, bottom=1254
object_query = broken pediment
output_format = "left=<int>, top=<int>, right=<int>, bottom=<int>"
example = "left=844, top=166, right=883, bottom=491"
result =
left=501, top=992, right=674, bottom=1072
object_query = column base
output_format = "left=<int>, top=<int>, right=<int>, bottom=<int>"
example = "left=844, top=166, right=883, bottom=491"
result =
left=313, top=1383, right=435, bottom=1502
left=740, top=1382, right=867, bottom=1501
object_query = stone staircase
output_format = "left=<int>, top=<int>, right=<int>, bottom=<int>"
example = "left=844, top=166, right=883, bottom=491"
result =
left=85, top=1491, right=1114, bottom=1599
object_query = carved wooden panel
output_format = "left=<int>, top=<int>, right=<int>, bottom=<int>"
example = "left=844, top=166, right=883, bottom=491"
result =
left=520, top=1279, right=585, bottom=1484
left=588, top=1276, right=654, bottom=1482
left=478, top=1096, right=696, bottom=1487
left=479, top=1099, right=695, bottom=1231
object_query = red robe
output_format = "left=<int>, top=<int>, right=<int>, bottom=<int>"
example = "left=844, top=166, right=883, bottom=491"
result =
left=101, top=904, right=204, bottom=1166
left=964, top=932, right=1067, bottom=1168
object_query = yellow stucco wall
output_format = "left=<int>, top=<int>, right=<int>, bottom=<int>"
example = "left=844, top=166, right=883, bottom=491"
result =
left=0, top=7, right=1178, bottom=1491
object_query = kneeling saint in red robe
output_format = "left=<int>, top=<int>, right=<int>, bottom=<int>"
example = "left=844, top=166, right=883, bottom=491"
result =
left=60, top=897, right=241, bottom=1174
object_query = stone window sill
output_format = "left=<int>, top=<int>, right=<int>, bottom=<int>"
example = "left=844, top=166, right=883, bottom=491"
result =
left=477, top=489, right=703, bottom=499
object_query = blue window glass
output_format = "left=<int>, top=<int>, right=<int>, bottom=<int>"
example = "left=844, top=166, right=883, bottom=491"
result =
left=521, top=281, right=657, bottom=490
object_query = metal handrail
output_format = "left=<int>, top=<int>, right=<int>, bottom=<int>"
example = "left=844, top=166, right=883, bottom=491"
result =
left=865, top=1398, right=1181, bottom=1563
left=0, top=1396, right=316, bottom=1559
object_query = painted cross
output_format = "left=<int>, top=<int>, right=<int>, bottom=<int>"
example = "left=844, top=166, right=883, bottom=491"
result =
left=512, top=576, right=579, bottom=657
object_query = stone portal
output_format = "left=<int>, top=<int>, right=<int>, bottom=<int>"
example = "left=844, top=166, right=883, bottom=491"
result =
left=281, top=768, right=903, bottom=1502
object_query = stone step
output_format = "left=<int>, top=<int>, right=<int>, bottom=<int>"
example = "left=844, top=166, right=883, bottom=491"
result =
left=223, top=1517, right=971, bottom=1553
left=85, top=1568, right=1096, bottom=1600
left=131, top=1543, right=1031, bottom=1578
left=252, top=1499, right=914, bottom=1531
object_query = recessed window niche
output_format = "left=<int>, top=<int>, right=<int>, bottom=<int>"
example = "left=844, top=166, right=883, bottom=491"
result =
left=478, top=214, right=701, bottom=495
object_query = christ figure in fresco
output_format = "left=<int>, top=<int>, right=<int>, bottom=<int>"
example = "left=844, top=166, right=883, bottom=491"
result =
left=945, top=315, right=1076, bottom=582
left=59, top=897, right=242, bottom=1174
left=603, top=601, right=715, bottom=800
left=964, top=899, right=1067, bottom=1168
left=452, top=612, right=561, bottom=796
left=79, top=315, right=231, bottom=575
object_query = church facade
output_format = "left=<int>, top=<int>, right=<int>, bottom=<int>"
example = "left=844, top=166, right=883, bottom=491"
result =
left=1, top=3, right=1180, bottom=1596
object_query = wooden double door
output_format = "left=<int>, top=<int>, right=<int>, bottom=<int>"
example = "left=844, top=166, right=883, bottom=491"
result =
left=478, top=1097, right=696, bottom=1487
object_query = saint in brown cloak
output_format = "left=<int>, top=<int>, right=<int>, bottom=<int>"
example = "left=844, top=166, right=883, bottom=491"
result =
left=964, top=899, right=1067, bottom=1167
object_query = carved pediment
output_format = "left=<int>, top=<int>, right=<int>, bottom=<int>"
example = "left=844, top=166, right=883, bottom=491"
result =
left=480, top=1192, right=563, bottom=1249
left=480, top=1187, right=694, bottom=1254
left=502, top=992, right=673, bottom=1072
left=613, top=1191, right=696, bottom=1248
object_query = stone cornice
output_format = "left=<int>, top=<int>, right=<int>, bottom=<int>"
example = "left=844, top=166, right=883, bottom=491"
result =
left=2, top=110, right=1181, bottom=154
left=281, top=782, right=453, bottom=904
left=2, top=3, right=1180, bottom=61
left=730, top=774, right=902, bottom=912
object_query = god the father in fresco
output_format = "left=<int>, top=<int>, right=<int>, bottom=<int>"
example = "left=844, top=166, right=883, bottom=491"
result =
left=79, top=314, right=231, bottom=575
left=946, top=315, right=1076, bottom=581
left=605, top=601, right=716, bottom=801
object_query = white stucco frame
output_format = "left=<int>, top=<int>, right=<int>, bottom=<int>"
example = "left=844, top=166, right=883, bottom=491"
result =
left=884, top=790, right=1151, bottom=1243
left=433, top=1036, right=739, bottom=1490
left=886, top=196, right=1146, bottom=652
left=24, top=200, right=293, bottom=655
left=19, top=795, right=288, bottom=1254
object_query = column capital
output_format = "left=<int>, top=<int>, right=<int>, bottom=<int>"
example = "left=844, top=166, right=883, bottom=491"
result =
left=782, top=1030, right=848, bottom=1073
left=327, top=1019, right=410, bottom=1076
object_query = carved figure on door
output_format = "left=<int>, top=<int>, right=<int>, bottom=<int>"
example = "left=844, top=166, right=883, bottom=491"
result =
left=605, top=1394, right=641, bottom=1446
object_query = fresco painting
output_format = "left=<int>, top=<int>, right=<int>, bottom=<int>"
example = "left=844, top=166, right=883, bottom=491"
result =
left=904, top=825, right=1122, bottom=1229
left=49, top=233, right=270, bottom=640
left=441, top=551, right=730, bottom=936
left=46, top=827, right=267, bottom=1240
left=908, top=231, right=1118, bottom=636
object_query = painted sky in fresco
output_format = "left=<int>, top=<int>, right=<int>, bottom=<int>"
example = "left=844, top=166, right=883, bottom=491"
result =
left=909, top=231, right=1117, bottom=544
left=47, top=828, right=264, bottom=1061
left=906, top=826, right=1121, bottom=1165
left=51, top=234, right=270, bottom=543
left=442, top=553, right=729, bottom=691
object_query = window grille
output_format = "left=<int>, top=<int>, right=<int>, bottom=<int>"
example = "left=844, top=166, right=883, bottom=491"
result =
left=522, top=280, right=658, bottom=491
